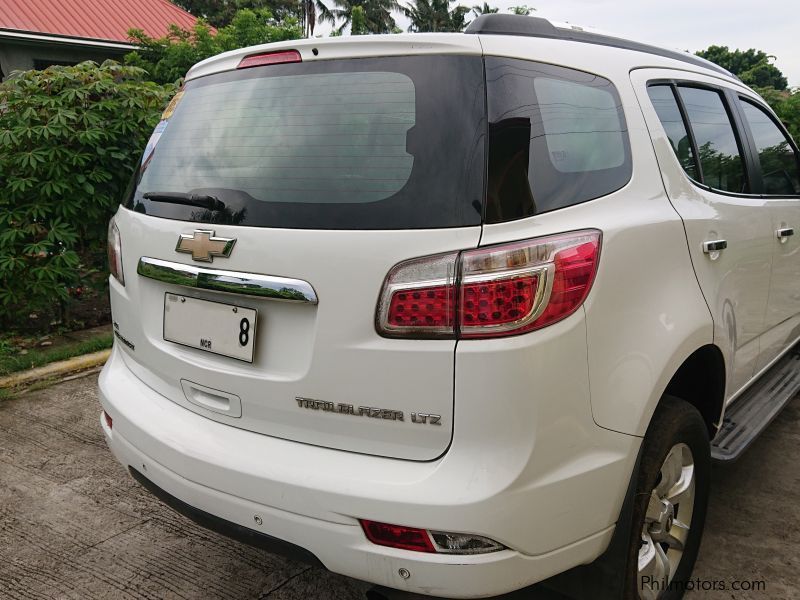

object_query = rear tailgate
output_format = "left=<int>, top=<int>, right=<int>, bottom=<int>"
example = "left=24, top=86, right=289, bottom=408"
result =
left=112, top=211, right=479, bottom=460
left=110, top=44, right=485, bottom=461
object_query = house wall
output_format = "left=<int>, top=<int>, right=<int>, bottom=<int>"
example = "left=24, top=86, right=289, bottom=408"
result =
left=0, top=38, right=128, bottom=79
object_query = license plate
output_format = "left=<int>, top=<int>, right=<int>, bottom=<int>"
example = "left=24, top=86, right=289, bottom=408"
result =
left=163, top=293, right=257, bottom=363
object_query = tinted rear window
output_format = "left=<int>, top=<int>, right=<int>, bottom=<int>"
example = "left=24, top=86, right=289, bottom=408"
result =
left=484, top=57, right=631, bottom=223
left=126, top=55, right=486, bottom=229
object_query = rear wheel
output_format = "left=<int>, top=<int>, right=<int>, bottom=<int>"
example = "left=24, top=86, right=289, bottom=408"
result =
left=625, top=396, right=711, bottom=599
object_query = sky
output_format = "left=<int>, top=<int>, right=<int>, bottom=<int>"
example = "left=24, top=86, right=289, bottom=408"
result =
left=318, top=0, right=800, bottom=87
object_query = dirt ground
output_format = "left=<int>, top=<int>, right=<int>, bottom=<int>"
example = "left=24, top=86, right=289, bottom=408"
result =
left=0, top=374, right=797, bottom=599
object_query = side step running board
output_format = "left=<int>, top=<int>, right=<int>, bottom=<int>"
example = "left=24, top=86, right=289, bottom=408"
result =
left=711, top=346, right=800, bottom=461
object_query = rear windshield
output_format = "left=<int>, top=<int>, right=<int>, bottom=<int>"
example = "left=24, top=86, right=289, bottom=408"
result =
left=125, top=55, right=486, bottom=229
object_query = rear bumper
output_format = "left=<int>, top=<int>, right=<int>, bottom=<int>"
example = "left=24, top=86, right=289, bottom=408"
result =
left=99, top=344, right=639, bottom=598
left=127, top=466, right=323, bottom=567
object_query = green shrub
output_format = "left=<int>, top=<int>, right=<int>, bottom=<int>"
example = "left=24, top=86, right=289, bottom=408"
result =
left=755, top=86, right=800, bottom=143
left=125, top=8, right=303, bottom=85
left=0, top=61, right=174, bottom=327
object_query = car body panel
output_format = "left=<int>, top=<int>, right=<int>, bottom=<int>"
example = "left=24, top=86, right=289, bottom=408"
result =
left=110, top=207, right=480, bottom=460
left=631, top=68, right=777, bottom=401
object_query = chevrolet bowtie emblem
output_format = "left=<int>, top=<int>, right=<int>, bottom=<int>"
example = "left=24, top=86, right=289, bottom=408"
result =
left=175, top=230, right=236, bottom=262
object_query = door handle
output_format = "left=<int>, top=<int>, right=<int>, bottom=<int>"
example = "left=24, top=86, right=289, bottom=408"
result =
left=776, top=228, right=794, bottom=240
left=702, top=239, right=727, bottom=254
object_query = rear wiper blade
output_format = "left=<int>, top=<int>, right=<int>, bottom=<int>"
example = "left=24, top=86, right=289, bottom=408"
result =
left=143, top=192, right=225, bottom=211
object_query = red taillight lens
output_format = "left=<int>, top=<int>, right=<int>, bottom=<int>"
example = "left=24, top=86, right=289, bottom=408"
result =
left=387, top=283, right=454, bottom=329
left=237, top=50, right=302, bottom=69
left=360, top=520, right=435, bottom=553
left=376, top=230, right=601, bottom=339
left=533, top=240, right=599, bottom=329
left=107, top=218, right=124, bottom=285
left=377, top=252, right=458, bottom=338
left=460, top=273, right=540, bottom=328
left=459, top=231, right=600, bottom=337
left=360, top=520, right=505, bottom=554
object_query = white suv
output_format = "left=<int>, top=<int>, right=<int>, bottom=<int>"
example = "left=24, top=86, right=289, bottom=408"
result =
left=99, top=14, right=800, bottom=600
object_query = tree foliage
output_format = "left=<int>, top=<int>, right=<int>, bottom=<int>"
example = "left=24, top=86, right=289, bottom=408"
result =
left=471, top=3, right=498, bottom=17
left=299, top=0, right=336, bottom=36
left=403, top=0, right=470, bottom=32
left=171, top=0, right=332, bottom=37
left=696, top=46, right=788, bottom=91
left=171, top=0, right=290, bottom=26
left=334, top=0, right=399, bottom=34
left=350, top=5, right=369, bottom=34
left=695, top=46, right=797, bottom=143
left=0, top=62, right=174, bottom=324
left=755, top=87, right=800, bottom=143
left=125, top=8, right=302, bottom=85
left=507, top=5, right=534, bottom=15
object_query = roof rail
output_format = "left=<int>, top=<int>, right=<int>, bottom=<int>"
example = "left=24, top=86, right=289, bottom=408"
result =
left=465, top=14, right=736, bottom=80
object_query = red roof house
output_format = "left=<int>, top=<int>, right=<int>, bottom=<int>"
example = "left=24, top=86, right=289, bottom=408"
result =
left=0, top=0, right=203, bottom=79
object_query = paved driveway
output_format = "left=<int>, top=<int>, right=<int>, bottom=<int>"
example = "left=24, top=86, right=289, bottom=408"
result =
left=1, top=374, right=797, bottom=599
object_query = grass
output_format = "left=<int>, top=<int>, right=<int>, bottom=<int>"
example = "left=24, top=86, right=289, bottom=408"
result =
left=0, top=333, right=113, bottom=378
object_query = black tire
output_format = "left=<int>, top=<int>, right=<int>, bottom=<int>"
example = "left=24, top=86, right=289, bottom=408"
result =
left=622, top=396, right=711, bottom=599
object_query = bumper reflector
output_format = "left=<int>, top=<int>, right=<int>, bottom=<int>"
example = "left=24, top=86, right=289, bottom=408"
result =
left=360, top=520, right=435, bottom=553
left=360, top=520, right=505, bottom=555
left=103, top=411, right=113, bottom=430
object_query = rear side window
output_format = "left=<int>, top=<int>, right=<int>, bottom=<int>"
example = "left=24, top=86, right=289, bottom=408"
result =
left=647, top=85, right=698, bottom=181
left=677, top=86, right=748, bottom=194
left=127, top=55, right=486, bottom=230
left=739, top=100, right=800, bottom=195
left=484, top=58, right=631, bottom=223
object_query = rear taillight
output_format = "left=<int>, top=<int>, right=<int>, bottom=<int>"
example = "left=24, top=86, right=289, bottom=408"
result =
left=237, top=50, right=302, bottom=69
left=376, top=230, right=600, bottom=339
left=107, top=219, right=124, bottom=285
left=377, top=252, right=458, bottom=337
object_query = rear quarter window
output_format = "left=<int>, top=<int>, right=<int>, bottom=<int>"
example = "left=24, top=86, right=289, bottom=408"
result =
left=484, top=57, right=631, bottom=223
left=646, top=84, right=699, bottom=181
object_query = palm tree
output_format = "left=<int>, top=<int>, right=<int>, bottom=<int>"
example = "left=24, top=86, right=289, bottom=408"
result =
left=332, top=0, right=400, bottom=34
left=403, top=0, right=470, bottom=32
left=300, top=0, right=336, bottom=36
left=471, top=2, right=498, bottom=17
left=508, top=5, right=535, bottom=15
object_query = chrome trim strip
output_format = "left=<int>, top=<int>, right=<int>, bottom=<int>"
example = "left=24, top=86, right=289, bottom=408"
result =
left=137, top=257, right=318, bottom=304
